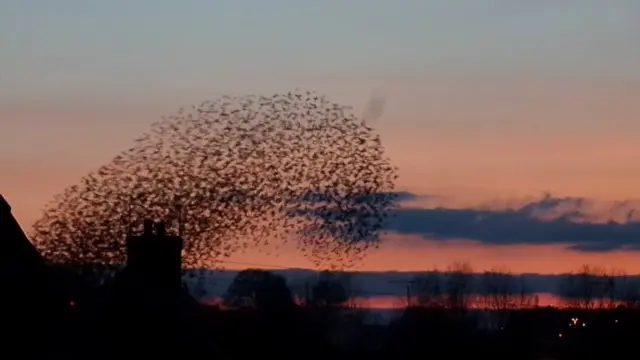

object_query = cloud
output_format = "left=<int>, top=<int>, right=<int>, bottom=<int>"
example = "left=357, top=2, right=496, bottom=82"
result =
left=384, top=193, right=640, bottom=252
left=301, top=191, right=640, bottom=252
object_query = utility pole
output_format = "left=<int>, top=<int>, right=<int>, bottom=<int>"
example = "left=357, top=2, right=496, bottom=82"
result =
left=406, top=284, right=411, bottom=307
left=389, top=279, right=420, bottom=308
left=305, top=281, right=310, bottom=306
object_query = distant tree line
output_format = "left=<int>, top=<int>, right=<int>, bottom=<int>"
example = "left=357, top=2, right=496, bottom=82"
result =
left=213, top=262, right=640, bottom=328
left=39, top=260, right=640, bottom=359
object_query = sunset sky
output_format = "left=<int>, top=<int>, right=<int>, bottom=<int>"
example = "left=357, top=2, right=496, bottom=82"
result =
left=2, top=1, right=640, bottom=276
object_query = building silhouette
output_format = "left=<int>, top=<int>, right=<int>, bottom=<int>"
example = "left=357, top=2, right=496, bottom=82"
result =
left=0, top=193, right=209, bottom=357
left=0, top=194, right=69, bottom=357
left=0, top=194, right=46, bottom=278
left=91, top=219, right=201, bottom=357
left=125, top=219, right=184, bottom=296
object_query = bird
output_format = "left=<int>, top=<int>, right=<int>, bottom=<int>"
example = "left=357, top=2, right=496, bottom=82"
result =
left=30, top=89, right=399, bottom=280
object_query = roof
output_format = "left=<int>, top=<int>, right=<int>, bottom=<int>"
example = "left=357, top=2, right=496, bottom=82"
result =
left=0, top=193, right=10, bottom=213
left=0, top=192, right=43, bottom=265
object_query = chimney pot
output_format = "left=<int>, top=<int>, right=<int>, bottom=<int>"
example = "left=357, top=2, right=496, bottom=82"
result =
left=143, top=219, right=154, bottom=235
left=155, top=221, right=166, bottom=236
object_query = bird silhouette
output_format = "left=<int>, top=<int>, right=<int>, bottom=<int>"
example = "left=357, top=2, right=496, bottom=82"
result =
left=30, top=90, right=398, bottom=274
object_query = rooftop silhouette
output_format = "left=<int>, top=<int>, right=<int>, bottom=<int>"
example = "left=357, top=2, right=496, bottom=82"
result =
left=0, top=194, right=70, bottom=357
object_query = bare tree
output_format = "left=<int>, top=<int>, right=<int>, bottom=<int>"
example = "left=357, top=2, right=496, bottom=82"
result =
left=410, top=269, right=444, bottom=308
left=620, top=279, right=640, bottom=308
left=560, top=265, right=617, bottom=309
left=480, top=266, right=517, bottom=311
left=560, top=265, right=594, bottom=309
left=609, top=269, right=640, bottom=309
left=516, top=275, right=539, bottom=309
left=444, top=261, right=474, bottom=311
left=600, top=267, right=624, bottom=309
left=479, top=266, right=538, bottom=329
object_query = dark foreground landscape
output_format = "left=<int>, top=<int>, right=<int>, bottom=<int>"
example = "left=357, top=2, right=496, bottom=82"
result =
left=2, top=193, right=639, bottom=359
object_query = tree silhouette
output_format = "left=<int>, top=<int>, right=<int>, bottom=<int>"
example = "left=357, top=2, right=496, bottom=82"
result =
left=223, top=269, right=294, bottom=311
left=310, top=270, right=350, bottom=308
left=479, top=266, right=532, bottom=329
left=30, top=90, right=398, bottom=275
left=560, top=265, right=616, bottom=309
left=480, top=266, right=518, bottom=311
left=444, top=261, right=474, bottom=311
left=410, top=270, right=445, bottom=308
left=616, top=270, right=640, bottom=308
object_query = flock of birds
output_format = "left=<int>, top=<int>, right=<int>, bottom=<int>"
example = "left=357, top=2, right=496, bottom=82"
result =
left=30, top=90, right=398, bottom=271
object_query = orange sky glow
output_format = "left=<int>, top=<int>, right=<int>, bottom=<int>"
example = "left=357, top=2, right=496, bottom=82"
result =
left=201, top=293, right=563, bottom=310
left=3, top=74, right=640, bottom=277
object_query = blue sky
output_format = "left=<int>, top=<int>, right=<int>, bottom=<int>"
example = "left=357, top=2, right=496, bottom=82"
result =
left=3, top=0, right=639, bottom=102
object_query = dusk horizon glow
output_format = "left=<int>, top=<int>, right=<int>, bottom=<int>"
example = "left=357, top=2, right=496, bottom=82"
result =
left=3, top=1, right=640, bottom=278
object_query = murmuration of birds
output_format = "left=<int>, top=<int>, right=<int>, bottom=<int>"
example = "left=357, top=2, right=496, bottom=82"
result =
left=30, top=90, right=399, bottom=273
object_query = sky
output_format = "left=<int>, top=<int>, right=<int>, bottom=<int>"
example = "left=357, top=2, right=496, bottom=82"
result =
left=2, top=1, right=640, bottom=276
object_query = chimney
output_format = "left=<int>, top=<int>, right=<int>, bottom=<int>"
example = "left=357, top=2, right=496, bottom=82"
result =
left=143, top=219, right=154, bottom=236
left=125, top=219, right=183, bottom=292
left=155, top=221, right=166, bottom=236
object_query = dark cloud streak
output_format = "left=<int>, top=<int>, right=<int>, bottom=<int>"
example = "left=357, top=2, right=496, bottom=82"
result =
left=386, top=207, right=640, bottom=251
left=304, top=192, right=640, bottom=252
